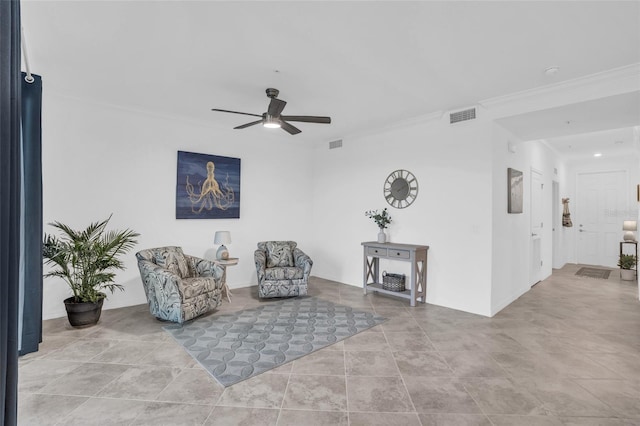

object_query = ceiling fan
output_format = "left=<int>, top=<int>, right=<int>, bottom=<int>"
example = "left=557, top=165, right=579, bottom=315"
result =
left=211, top=88, right=331, bottom=135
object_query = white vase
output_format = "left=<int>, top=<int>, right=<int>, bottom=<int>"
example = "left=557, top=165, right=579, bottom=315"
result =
left=377, top=229, right=386, bottom=243
left=620, top=269, right=636, bottom=281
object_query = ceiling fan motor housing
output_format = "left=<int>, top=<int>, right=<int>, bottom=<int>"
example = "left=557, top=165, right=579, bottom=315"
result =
left=266, top=88, right=280, bottom=99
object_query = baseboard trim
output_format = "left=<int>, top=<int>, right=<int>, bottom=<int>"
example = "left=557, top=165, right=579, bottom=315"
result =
left=491, top=285, right=530, bottom=317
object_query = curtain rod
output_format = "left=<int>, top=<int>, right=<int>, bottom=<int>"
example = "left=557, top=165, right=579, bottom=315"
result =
left=21, top=26, right=34, bottom=83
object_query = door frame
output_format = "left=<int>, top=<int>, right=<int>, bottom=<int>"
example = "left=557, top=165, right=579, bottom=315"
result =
left=530, top=168, right=543, bottom=286
left=552, top=180, right=561, bottom=269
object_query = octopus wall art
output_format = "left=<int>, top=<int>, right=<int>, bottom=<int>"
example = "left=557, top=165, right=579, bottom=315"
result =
left=176, top=151, right=241, bottom=219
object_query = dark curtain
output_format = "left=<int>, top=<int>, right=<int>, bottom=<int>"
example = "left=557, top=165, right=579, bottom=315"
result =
left=19, top=72, right=43, bottom=356
left=0, top=0, right=22, bottom=425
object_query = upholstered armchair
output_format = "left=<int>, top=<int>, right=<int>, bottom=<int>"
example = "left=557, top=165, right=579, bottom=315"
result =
left=135, top=246, right=224, bottom=323
left=254, top=241, right=313, bottom=298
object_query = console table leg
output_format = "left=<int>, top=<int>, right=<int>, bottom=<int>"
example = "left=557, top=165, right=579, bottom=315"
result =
left=363, top=252, right=368, bottom=295
left=410, top=258, right=417, bottom=307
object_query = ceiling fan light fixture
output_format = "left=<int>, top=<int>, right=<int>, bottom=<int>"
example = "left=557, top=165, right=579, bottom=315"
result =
left=263, top=114, right=281, bottom=129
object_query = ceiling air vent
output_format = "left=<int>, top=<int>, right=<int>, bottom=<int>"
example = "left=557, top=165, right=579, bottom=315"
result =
left=329, top=139, right=343, bottom=149
left=449, top=108, right=476, bottom=124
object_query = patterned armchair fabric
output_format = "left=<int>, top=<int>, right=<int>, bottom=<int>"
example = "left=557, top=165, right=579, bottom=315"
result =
left=135, top=246, right=224, bottom=323
left=255, top=241, right=313, bottom=298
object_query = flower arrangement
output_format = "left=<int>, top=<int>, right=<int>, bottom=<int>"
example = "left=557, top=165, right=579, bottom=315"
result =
left=365, top=208, right=392, bottom=230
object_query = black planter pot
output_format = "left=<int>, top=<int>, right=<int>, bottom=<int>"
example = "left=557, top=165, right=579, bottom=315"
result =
left=64, top=296, right=104, bottom=327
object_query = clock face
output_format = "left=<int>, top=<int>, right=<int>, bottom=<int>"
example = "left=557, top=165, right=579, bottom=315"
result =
left=384, top=169, right=418, bottom=209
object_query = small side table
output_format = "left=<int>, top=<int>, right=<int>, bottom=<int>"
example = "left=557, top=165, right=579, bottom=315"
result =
left=213, top=257, right=239, bottom=302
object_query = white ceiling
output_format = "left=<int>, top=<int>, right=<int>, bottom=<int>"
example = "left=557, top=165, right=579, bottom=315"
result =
left=496, top=91, right=640, bottom=159
left=21, top=1, right=640, bottom=144
left=542, top=126, right=639, bottom=161
left=496, top=92, right=640, bottom=142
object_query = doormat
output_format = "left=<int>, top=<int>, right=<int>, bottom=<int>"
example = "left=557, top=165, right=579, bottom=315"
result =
left=575, top=267, right=611, bottom=279
left=164, top=296, right=386, bottom=387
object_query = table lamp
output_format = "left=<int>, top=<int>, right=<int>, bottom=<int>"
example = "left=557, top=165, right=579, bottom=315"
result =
left=214, top=231, right=231, bottom=260
left=623, top=221, right=637, bottom=242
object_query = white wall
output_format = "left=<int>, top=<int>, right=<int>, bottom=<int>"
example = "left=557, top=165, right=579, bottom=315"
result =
left=310, top=112, right=495, bottom=316
left=42, top=94, right=314, bottom=319
left=490, top=125, right=529, bottom=314
left=637, top=142, right=640, bottom=301
left=490, top=124, right=566, bottom=315
left=44, top=97, right=502, bottom=319
left=41, top=95, right=636, bottom=321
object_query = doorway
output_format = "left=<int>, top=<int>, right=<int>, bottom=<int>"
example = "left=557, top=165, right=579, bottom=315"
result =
left=576, top=170, right=626, bottom=268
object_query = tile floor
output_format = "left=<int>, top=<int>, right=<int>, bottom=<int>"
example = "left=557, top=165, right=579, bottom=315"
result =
left=18, top=264, right=640, bottom=425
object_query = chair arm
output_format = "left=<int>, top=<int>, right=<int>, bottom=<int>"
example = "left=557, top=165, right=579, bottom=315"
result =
left=254, top=249, right=266, bottom=284
left=184, top=254, right=224, bottom=281
left=293, top=248, right=313, bottom=277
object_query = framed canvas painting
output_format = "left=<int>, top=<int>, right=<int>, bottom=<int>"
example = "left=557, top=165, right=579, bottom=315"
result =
left=176, top=151, right=241, bottom=219
left=507, top=168, right=523, bottom=214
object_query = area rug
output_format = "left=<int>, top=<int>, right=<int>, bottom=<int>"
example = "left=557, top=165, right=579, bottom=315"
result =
left=163, top=296, right=386, bottom=387
left=575, top=267, right=611, bottom=279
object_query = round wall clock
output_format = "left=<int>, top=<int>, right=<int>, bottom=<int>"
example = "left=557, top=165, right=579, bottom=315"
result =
left=384, top=169, right=418, bottom=209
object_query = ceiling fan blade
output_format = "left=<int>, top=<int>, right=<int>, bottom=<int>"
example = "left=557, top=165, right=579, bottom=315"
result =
left=280, top=115, right=331, bottom=124
left=267, top=98, right=287, bottom=117
left=280, top=120, right=301, bottom=135
left=211, top=108, right=262, bottom=118
left=234, top=119, right=263, bottom=129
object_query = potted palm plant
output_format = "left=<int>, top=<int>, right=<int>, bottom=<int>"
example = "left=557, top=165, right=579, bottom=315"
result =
left=43, top=215, right=139, bottom=327
left=618, top=253, right=637, bottom=281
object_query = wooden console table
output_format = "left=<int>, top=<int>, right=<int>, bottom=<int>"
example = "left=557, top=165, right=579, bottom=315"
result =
left=362, top=242, right=429, bottom=307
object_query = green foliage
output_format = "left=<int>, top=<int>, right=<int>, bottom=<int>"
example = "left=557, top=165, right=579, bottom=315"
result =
left=617, top=254, right=637, bottom=270
left=365, top=208, right=392, bottom=230
left=43, top=215, right=140, bottom=303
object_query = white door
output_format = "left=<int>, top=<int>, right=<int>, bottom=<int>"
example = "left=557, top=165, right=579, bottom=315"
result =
left=576, top=171, right=626, bottom=268
left=552, top=181, right=562, bottom=269
left=530, top=170, right=543, bottom=285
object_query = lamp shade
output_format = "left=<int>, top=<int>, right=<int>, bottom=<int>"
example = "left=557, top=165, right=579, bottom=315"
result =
left=623, top=221, right=637, bottom=242
left=214, top=231, right=231, bottom=245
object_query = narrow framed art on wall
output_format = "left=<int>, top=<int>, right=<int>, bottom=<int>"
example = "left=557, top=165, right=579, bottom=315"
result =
left=507, top=168, right=523, bottom=214
left=176, top=151, right=241, bottom=219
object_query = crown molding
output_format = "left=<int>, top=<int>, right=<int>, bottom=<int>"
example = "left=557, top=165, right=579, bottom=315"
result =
left=47, top=90, right=320, bottom=144
left=479, top=63, right=640, bottom=112
left=327, top=110, right=445, bottom=144
left=48, top=90, right=224, bottom=129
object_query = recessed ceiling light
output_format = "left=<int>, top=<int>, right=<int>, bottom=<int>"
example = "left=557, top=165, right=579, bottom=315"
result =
left=544, top=66, right=560, bottom=76
left=594, top=153, right=602, bottom=157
